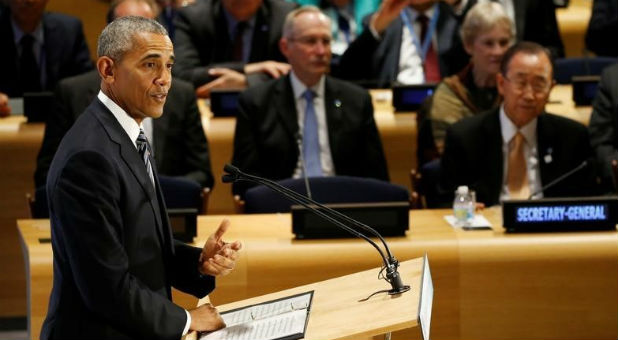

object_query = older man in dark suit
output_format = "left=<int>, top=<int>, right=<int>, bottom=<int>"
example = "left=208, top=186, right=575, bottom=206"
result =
left=41, top=16, right=241, bottom=340
left=35, top=0, right=214, bottom=190
left=440, top=42, right=597, bottom=206
left=173, top=0, right=297, bottom=97
left=0, top=0, right=92, bottom=98
left=232, top=6, right=389, bottom=196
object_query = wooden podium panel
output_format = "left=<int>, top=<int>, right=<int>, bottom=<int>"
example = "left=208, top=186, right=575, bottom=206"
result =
left=199, top=258, right=424, bottom=340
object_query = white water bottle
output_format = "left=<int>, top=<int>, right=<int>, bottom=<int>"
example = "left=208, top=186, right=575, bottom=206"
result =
left=453, top=186, right=475, bottom=226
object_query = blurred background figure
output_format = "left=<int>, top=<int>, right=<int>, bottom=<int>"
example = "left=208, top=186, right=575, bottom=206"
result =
left=173, top=0, right=297, bottom=98
left=585, top=0, right=618, bottom=57
left=232, top=6, right=388, bottom=196
left=155, top=0, right=195, bottom=40
left=35, top=0, right=214, bottom=191
left=427, top=1, right=514, bottom=159
left=334, top=0, right=469, bottom=88
left=0, top=0, right=92, bottom=101
left=464, top=0, right=564, bottom=59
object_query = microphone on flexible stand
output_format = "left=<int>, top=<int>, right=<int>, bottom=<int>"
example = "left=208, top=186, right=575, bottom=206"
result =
left=222, top=163, right=410, bottom=297
left=527, top=159, right=590, bottom=199
left=294, top=132, right=313, bottom=200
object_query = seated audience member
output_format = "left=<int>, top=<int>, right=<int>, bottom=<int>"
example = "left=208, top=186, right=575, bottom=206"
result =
left=318, top=0, right=378, bottom=56
left=35, top=0, right=214, bottom=190
left=154, top=0, right=196, bottom=40
left=0, top=0, right=93, bottom=99
left=173, top=0, right=297, bottom=97
left=231, top=6, right=389, bottom=196
left=585, top=0, right=618, bottom=57
left=428, top=1, right=514, bottom=156
left=589, top=63, right=618, bottom=191
left=464, top=0, right=564, bottom=59
left=440, top=42, right=597, bottom=206
left=334, top=0, right=469, bottom=88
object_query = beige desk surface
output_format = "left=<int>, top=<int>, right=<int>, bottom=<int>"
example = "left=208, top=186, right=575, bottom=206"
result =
left=18, top=207, right=618, bottom=340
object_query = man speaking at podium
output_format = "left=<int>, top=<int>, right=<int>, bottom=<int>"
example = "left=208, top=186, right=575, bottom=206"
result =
left=41, top=16, right=241, bottom=340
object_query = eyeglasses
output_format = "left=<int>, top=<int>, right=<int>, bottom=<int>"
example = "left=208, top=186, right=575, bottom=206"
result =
left=289, top=36, right=331, bottom=48
left=503, top=75, right=551, bottom=95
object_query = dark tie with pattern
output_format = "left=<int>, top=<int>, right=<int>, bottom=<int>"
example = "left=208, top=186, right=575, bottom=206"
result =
left=417, top=14, right=440, bottom=83
left=232, top=21, right=247, bottom=62
left=136, top=129, right=155, bottom=186
left=19, top=34, right=41, bottom=94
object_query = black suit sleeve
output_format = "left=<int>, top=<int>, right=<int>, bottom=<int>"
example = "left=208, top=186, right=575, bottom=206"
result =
left=34, top=81, right=74, bottom=188
left=50, top=151, right=187, bottom=339
left=586, top=0, right=618, bottom=57
left=589, top=66, right=618, bottom=188
left=526, top=0, right=564, bottom=59
left=231, top=92, right=262, bottom=196
left=358, top=91, right=389, bottom=181
left=179, top=90, right=214, bottom=189
left=334, top=26, right=381, bottom=83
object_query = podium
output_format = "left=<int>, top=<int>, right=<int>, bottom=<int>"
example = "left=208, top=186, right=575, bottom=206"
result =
left=192, top=257, right=432, bottom=340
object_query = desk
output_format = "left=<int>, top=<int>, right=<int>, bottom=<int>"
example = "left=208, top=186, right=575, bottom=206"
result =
left=18, top=208, right=618, bottom=340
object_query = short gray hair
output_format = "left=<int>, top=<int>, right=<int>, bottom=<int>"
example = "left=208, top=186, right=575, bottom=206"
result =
left=460, top=2, right=514, bottom=46
left=97, top=16, right=168, bottom=60
left=282, top=6, right=330, bottom=39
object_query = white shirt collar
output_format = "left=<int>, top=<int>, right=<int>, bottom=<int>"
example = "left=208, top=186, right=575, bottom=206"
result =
left=289, top=71, right=325, bottom=101
left=97, top=90, right=142, bottom=149
left=499, top=105, right=537, bottom=146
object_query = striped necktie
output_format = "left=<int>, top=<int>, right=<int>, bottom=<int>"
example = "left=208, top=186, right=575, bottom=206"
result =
left=136, top=128, right=155, bottom=186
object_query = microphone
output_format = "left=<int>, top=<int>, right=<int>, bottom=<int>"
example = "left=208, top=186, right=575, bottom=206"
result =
left=527, top=159, right=590, bottom=199
left=222, top=164, right=410, bottom=296
left=294, top=132, right=313, bottom=200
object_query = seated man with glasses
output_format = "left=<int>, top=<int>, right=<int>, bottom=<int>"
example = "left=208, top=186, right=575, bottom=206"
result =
left=439, top=41, right=598, bottom=206
left=231, top=6, right=389, bottom=197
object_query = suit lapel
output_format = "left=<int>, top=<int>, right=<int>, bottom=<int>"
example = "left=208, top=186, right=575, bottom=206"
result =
left=385, top=18, right=403, bottom=83
left=324, top=77, right=343, bottom=167
left=91, top=100, right=166, bottom=245
left=480, top=110, right=504, bottom=204
left=43, top=14, right=61, bottom=89
left=275, top=76, right=299, bottom=138
left=152, top=113, right=169, bottom=170
left=249, top=3, right=269, bottom=62
left=536, top=113, right=556, bottom=188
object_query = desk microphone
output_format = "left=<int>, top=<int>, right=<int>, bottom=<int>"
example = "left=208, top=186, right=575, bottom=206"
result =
left=527, top=159, right=590, bottom=199
left=294, top=132, right=313, bottom=200
left=222, top=163, right=410, bottom=297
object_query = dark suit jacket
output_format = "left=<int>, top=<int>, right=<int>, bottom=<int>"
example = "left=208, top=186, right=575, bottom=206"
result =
left=586, top=0, right=618, bottom=57
left=334, top=2, right=469, bottom=88
left=172, top=0, right=296, bottom=87
left=465, top=0, right=564, bottom=58
left=34, top=70, right=214, bottom=189
left=232, top=74, right=389, bottom=196
left=0, top=6, right=93, bottom=97
left=440, top=108, right=596, bottom=206
left=41, top=99, right=214, bottom=340
left=589, top=63, right=618, bottom=190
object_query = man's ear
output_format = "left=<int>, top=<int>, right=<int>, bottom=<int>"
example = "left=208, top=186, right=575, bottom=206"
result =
left=279, top=37, right=289, bottom=59
left=97, top=56, right=115, bottom=85
left=496, top=72, right=505, bottom=97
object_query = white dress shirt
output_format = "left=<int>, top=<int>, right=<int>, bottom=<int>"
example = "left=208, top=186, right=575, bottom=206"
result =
left=499, top=106, right=543, bottom=201
left=97, top=91, right=192, bottom=335
left=397, top=5, right=437, bottom=85
left=289, top=72, right=335, bottom=178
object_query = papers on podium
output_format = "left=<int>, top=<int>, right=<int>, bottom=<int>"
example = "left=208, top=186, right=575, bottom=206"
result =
left=199, top=291, right=313, bottom=340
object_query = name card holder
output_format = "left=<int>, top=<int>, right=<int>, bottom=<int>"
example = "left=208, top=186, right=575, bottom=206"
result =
left=502, top=196, right=618, bottom=232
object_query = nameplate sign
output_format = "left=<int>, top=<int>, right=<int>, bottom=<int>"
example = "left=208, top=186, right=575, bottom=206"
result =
left=502, top=197, right=618, bottom=232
